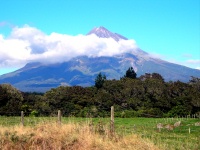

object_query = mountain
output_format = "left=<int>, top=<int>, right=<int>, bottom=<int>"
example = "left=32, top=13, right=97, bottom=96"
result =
left=87, top=26, right=128, bottom=41
left=0, top=26, right=200, bottom=92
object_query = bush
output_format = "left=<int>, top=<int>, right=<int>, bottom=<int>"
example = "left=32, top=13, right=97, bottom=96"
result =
left=137, top=108, right=163, bottom=118
left=167, top=105, right=191, bottom=117
left=115, top=110, right=142, bottom=118
left=29, top=110, right=39, bottom=117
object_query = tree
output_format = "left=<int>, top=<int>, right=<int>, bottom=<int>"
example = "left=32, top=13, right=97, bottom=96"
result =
left=139, top=73, right=164, bottom=82
left=152, top=73, right=164, bottom=82
left=95, top=72, right=106, bottom=89
left=0, top=84, right=23, bottom=115
left=124, top=67, right=137, bottom=79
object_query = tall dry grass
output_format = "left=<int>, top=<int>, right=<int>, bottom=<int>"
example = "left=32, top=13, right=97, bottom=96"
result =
left=0, top=121, right=159, bottom=150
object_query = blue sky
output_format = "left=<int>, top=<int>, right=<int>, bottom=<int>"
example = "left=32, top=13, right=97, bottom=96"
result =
left=0, top=0, right=199, bottom=75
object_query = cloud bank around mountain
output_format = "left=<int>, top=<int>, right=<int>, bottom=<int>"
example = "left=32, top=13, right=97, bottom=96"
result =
left=1, top=25, right=199, bottom=72
left=0, top=25, right=138, bottom=69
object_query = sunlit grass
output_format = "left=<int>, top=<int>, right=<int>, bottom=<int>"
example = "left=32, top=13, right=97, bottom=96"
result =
left=0, top=116, right=199, bottom=149
left=0, top=120, right=158, bottom=150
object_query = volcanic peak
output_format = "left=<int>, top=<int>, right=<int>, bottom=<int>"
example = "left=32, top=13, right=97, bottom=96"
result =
left=87, top=26, right=128, bottom=41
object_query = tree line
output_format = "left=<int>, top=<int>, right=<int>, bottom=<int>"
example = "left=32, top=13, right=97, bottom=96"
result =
left=0, top=67, right=199, bottom=117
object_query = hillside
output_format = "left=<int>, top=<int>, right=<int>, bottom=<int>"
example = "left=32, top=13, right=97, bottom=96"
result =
left=0, top=27, right=200, bottom=92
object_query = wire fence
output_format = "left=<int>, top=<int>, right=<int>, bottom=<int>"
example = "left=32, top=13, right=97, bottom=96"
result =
left=0, top=108, right=199, bottom=136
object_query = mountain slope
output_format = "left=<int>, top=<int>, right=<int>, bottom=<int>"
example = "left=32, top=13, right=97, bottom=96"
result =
left=0, top=27, right=200, bottom=92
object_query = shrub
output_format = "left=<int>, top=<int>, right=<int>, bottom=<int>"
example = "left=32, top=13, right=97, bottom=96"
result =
left=29, top=110, right=39, bottom=117
left=167, top=105, right=191, bottom=117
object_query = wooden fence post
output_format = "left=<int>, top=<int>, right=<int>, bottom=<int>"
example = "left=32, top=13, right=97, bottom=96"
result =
left=58, top=110, right=61, bottom=125
left=110, top=106, right=114, bottom=134
left=21, top=111, right=24, bottom=126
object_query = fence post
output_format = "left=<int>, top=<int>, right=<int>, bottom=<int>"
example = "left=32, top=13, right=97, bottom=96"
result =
left=110, top=106, right=114, bottom=134
left=58, top=110, right=61, bottom=125
left=21, top=111, right=24, bottom=126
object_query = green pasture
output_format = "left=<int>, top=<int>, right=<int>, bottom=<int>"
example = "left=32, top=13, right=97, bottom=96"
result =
left=0, top=116, right=199, bottom=150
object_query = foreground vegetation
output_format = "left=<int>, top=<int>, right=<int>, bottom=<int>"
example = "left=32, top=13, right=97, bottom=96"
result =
left=0, top=72, right=200, bottom=118
left=0, top=117, right=199, bottom=150
left=0, top=120, right=159, bottom=150
left=0, top=69, right=199, bottom=149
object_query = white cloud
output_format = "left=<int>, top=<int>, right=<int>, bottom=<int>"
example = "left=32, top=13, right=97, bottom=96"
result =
left=148, top=53, right=165, bottom=59
left=182, top=53, right=193, bottom=58
left=0, top=25, right=138, bottom=69
left=10, top=25, right=47, bottom=54
left=0, top=34, right=31, bottom=68
left=196, top=67, right=200, bottom=70
left=186, top=59, right=200, bottom=64
left=185, top=59, right=200, bottom=70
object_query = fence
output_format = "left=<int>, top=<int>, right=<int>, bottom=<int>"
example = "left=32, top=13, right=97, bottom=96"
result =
left=0, top=106, right=199, bottom=135
left=2, top=106, right=115, bottom=135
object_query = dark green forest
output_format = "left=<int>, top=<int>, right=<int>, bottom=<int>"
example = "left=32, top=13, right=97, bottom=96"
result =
left=0, top=68, right=200, bottom=118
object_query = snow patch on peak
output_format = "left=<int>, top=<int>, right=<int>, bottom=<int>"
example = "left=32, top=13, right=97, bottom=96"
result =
left=87, top=26, right=128, bottom=41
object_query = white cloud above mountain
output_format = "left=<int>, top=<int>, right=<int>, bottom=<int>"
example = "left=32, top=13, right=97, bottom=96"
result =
left=0, top=25, right=138, bottom=69
left=186, top=59, right=200, bottom=64
left=186, top=60, right=200, bottom=70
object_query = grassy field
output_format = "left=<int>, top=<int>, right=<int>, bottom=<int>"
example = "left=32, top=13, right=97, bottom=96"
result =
left=0, top=116, right=199, bottom=150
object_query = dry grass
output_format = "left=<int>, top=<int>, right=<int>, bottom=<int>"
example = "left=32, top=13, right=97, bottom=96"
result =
left=0, top=121, right=159, bottom=150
